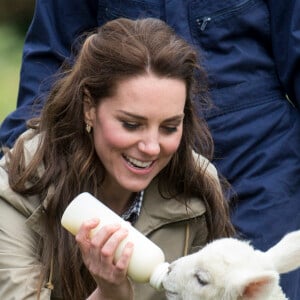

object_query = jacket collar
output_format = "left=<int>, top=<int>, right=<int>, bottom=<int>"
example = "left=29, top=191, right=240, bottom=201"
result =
left=135, top=179, right=206, bottom=235
left=25, top=180, right=206, bottom=238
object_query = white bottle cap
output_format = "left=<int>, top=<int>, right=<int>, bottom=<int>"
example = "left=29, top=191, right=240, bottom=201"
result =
left=149, top=262, right=170, bottom=290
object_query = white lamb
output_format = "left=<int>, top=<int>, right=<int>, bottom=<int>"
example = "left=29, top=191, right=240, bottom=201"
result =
left=162, top=230, right=300, bottom=300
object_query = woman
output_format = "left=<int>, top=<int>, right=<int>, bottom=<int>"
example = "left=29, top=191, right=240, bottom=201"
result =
left=0, top=18, right=234, bottom=299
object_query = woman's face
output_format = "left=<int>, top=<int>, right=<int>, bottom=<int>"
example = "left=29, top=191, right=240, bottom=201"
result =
left=85, top=74, right=186, bottom=195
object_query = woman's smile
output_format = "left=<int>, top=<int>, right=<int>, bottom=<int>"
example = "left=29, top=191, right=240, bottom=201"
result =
left=122, top=154, right=155, bottom=169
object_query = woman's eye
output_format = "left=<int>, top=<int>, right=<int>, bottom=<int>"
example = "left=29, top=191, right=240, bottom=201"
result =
left=162, top=126, right=178, bottom=134
left=122, top=121, right=140, bottom=130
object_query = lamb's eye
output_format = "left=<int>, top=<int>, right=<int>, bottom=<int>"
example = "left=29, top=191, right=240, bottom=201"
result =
left=195, top=271, right=209, bottom=286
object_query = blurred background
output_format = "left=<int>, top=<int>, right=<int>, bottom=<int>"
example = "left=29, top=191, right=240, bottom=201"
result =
left=0, top=0, right=35, bottom=123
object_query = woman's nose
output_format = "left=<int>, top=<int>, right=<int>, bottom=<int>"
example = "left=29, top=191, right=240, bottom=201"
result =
left=138, top=134, right=160, bottom=156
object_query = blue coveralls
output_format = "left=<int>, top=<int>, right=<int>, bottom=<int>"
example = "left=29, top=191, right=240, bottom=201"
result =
left=0, top=0, right=300, bottom=298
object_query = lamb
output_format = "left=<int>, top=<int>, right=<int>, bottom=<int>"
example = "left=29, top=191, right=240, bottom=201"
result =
left=162, top=230, right=300, bottom=300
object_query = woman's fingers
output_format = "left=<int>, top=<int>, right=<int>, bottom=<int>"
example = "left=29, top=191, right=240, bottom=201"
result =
left=100, top=227, right=128, bottom=257
left=75, top=218, right=100, bottom=255
left=114, top=241, right=134, bottom=273
left=76, top=220, right=134, bottom=283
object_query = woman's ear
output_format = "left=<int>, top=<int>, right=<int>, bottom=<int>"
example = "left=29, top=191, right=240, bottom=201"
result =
left=83, top=95, right=96, bottom=126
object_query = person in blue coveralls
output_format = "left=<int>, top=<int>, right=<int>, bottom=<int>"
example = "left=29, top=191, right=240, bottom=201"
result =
left=0, top=1, right=300, bottom=298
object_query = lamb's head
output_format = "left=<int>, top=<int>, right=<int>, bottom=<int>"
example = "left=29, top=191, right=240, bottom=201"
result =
left=162, top=238, right=280, bottom=300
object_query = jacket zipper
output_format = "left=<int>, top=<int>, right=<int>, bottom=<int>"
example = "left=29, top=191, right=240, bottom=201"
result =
left=197, top=16, right=211, bottom=31
left=196, top=0, right=254, bottom=31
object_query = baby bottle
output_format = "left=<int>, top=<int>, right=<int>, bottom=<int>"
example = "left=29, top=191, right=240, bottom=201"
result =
left=61, top=192, right=169, bottom=289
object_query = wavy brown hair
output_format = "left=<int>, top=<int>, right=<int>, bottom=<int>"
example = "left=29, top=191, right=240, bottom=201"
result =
left=6, top=18, right=234, bottom=299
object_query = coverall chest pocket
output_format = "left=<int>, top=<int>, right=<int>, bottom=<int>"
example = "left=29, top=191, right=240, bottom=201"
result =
left=188, top=0, right=271, bottom=88
left=189, top=0, right=269, bottom=49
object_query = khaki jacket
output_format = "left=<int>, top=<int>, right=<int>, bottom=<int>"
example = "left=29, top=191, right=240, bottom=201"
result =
left=0, top=131, right=218, bottom=300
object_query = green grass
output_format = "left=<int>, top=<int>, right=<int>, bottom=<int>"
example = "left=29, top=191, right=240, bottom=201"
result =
left=0, top=25, right=24, bottom=124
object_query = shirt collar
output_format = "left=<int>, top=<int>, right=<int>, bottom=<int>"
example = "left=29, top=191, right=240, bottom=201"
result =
left=121, top=190, right=144, bottom=224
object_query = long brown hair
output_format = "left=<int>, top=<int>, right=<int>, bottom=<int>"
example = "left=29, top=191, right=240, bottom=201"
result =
left=6, top=18, right=234, bottom=299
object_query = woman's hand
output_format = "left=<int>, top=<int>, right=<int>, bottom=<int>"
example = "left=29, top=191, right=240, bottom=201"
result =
left=76, top=219, right=134, bottom=300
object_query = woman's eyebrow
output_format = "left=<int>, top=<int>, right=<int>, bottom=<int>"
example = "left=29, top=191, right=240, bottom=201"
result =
left=163, top=114, right=185, bottom=122
left=117, top=110, right=184, bottom=122
left=117, top=110, right=146, bottom=120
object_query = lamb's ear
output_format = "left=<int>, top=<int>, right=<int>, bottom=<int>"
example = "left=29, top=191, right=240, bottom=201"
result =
left=265, top=230, right=300, bottom=273
left=238, top=271, right=278, bottom=299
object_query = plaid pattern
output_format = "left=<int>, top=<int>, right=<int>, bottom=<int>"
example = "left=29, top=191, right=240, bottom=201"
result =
left=121, top=190, right=144, bottom=224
